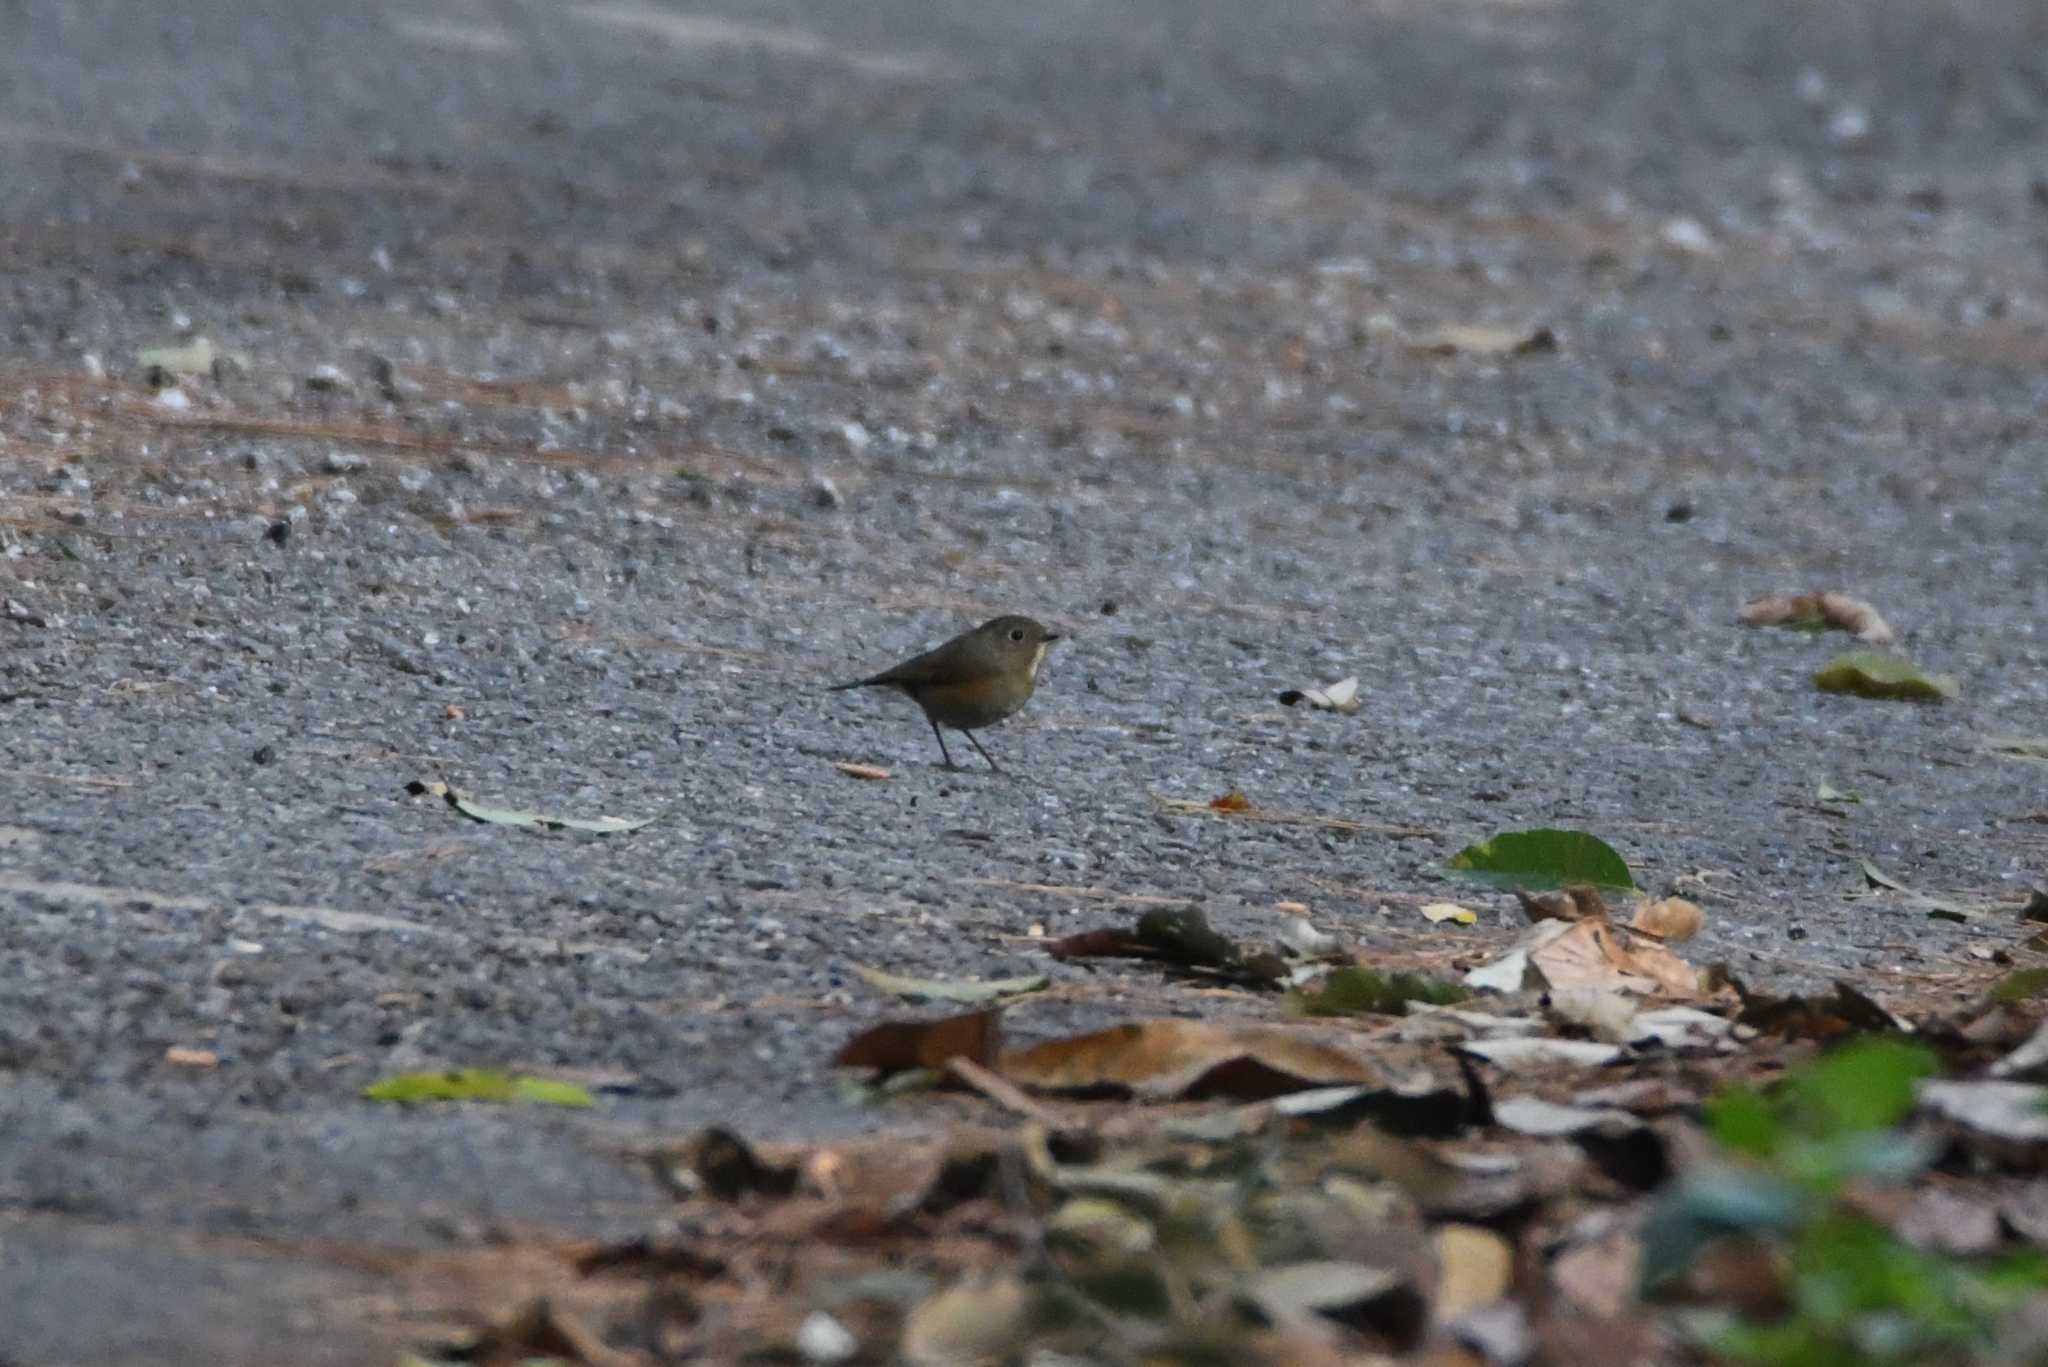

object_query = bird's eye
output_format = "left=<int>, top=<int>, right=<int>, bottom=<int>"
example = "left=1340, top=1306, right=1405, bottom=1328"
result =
left=1010, top=628, right=1025, bottom=641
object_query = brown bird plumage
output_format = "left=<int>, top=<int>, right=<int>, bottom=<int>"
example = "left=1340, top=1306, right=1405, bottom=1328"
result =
left=830, top=615, right=1060, bottom=772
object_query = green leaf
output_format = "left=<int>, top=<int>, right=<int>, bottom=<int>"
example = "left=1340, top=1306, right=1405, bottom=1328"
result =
left=1813, top=652, right=1957, bottom=702
left=1447, top=828, right=1636, bottom=891
left=1787, top=1039, right=1937, bottom=1136
left=363, top=1068, right=595, bottom=1106
left=851, top=963, right=1049, bottom=1004
left=1706, top=1086, right=1783, bottom=1159
left=1290, top=967, right=1467, bottom=1017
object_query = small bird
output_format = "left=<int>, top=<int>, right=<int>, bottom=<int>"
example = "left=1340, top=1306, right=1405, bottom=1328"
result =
left=830, top=615, right=1061, bottom=772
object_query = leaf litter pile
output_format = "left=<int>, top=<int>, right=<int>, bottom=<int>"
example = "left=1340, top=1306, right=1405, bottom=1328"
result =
left=396, top=845, right=2048, bottom=1367
left=387, top=605, right=2047, bottom=1365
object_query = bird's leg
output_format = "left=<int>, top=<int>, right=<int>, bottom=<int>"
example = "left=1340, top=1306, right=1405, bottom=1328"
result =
left=964, top=730, right=1005, bottom=775
left=928, top=716, right=961, bottom=770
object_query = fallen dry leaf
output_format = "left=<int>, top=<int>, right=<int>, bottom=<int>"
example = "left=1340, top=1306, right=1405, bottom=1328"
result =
left=1919, top=1079, right=2048, bottom=1151
left=1472, top=918, right=1701, bottom=999
left=833, top=761, right=893, bottom=781
left=1000, top=1020, right=1379, bottom=1100
left=1457, top=1037, right=1625, bottom=1071
left=1631, top=896, right=1703, bottom=942
left=164, top=1046, right=219, bottom=1068
left=836, top=1008, right=1003, bottom=1075
left=1210, top=789, right=1254, bottom=812
left=1726, top=976, right=1904, bottom=1041
left=1043, top=906, right=1288, bottom=988
left=1738, top=590, right=1896, bottom=645
left=1550, top=1227, right=1641, bottom=1319
left=1407, top=322, right=1559, bottom=357
left=1814, top=651, right=1957, bottom=702
left=1432, top=1224, right=1514, bottom=1322
left=456, top=1298, right=641, bottom=1367
left=411, top=780, right=654, bottom=835
left=902, top=1275, right=1041, bottom=1367
left=1515, top=885, right=1609, bottom=925
left=1533, top=918, right=1700, bottom=998
left=1422, top=902, right=1480, bottom=927
left=1277, top=676, right=1361, bottom=714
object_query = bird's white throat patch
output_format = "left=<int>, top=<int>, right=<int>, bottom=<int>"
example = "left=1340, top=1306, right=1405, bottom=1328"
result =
left=1029, top=642, right=1048, bottom=679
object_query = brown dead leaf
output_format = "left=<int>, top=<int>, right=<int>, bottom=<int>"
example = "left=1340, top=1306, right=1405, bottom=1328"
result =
left=1631, top=896, right=1703, bottom=942
left=1726, top=976, right=1902, bottom=1041
left=1432, top=1224, right=1514, bottom=1322
left=459, top=1298, right=643, bottom=1367
left=836, top=1009, right=1003, bottom=1076
left=834, top=761, right=893, bottom=781
left=1897, top=1185, right=2004, bottom=1257
left=164, top=1045, right=219, bottom=1068
left=1738, top=590, right=1896, bottom=645
left=660, top=1127, right=801, bottom=1200
left=1210, top=788, right=1254, bottom=812
left=901, top=1275, right=1041, bottom=1367
left=1043, top=906, right=1288, bottom=989
left=1042, top=927, right=1148, bottom=960
left=1655, top=1237, right=1791, bottom=1318
left=1529, top=918, right=1701, bottom=999
left=1000, top=1020, right=1379, bottom=1100
left=1516, top=885, right=1609, bottom=925
left=1549, top=1227, right=1641, bottom=1319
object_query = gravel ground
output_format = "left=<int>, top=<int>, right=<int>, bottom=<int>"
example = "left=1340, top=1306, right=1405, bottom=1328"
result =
left=3, top=0, right=2047, bottom=1360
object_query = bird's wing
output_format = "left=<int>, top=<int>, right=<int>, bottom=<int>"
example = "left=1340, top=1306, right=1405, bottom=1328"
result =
left=832, top=642, right=943, bottom=689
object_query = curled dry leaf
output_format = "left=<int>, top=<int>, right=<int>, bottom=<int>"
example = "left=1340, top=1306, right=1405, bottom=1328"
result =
left=164, top=1046, right=219, bottom=1068
left=1045, top=905, right=1288, bottom=989
left=412, top=779, right=654, bottom=834
left=1210, top=789, right=1254, bottom=812
left=1726, top=976, right=1904, bottom=1041
left=1277, top=676, right=1361, bottom=714
left=1469, top=918, right=1701, bottom=999
left=1631, top=896, right=1703, bottom=942
left=1738, top=590, right=1896, bottom=645
left=999, top=1019, right=1380, bottom=1101
left=835, top=1008, right=1003, bottom=1076
left=1422, top=902, right=1479, bottom=926
left=1534, top=919, right=1701, bottom=998
left=1516, top=885, right=1609, bottom=925
left=834, top=761, right=893, bottom=781
left=1407, top=322, right=1559, bottom=357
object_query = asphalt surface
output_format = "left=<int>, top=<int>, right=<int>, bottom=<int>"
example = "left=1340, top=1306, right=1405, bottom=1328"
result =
left=3, top=0, right=2048, bottom=1360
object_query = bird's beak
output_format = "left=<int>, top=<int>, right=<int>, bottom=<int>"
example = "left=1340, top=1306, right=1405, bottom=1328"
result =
left=1044, top=634, right=1062, bottom=643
